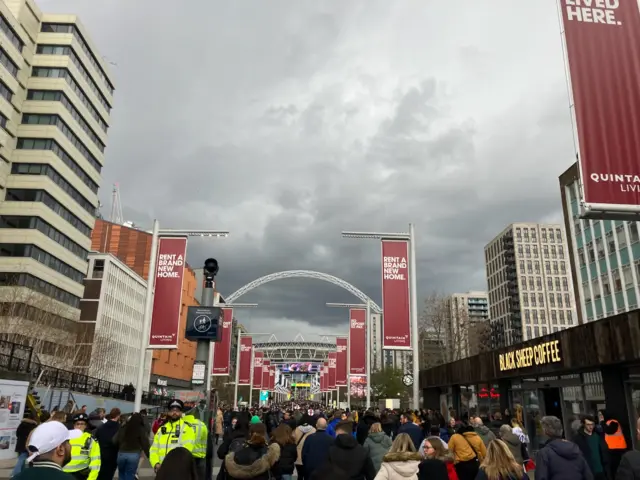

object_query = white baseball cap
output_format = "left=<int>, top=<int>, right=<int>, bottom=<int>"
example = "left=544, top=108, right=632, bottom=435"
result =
left=26, top=422, right=83, bottom=463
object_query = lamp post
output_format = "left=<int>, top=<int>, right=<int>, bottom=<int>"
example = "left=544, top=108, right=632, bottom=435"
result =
left=134, top=220, right=229, bottom=413
left=326, top=302, right=372, bottom=409
left=341, top=224, right=420, bottom=409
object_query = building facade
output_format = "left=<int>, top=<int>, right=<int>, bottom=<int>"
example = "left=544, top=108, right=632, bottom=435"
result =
left=448, top=291, right=490, bottom=359
left=77, top=253, right=151, bottom=386
left=560, top=163, right=640, bottom=324
left=90, top=219, right=199, bottom=389
left=485, top=223, right=577, bottom=348
left=0, top=0, right=113, bottom=366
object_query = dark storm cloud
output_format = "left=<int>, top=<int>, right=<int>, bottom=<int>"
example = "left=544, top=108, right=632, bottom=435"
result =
left=38, top=0, right=576, bottom=334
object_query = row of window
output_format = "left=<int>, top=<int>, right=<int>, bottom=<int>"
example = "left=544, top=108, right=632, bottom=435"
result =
left=583, top=264, right=636, bottom=301
left=522, top=292, right=572, bottom=308
left=21, top=114, right=102, bottom=172
left=31, top=68, right=108, bottom=132
left=0, top=15, right=23, bottom=52
left=16, top=138, right=98, bottom=194
left=0, top=46, right=17, bottom=77
left=0, top=243, right=85, bottom=284
left=27, top=90, right=105, bottom=152
left=516, top=244, right=565, bottom=259
left=518, top=259, right=567, bottom=276
left=36, top=45, right=111, bottom=112
left=11, top=163, right=96, bottom=215
left=524, top=308, right=573, bottom=325
left=41, top=23, right=114, bottom=95
left=578, top=224, right=640, bottom=267
left=515, top=227, right=563, bottom=244
left=0, top=215, right=88, bottom=261
left=0, top=272, right=80, bottom=308
left=0, top=78, right=11, bottom=103
left=5, top=189, right=92, bottom=237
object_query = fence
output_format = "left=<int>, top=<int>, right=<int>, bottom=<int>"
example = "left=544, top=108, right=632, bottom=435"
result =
left=0, top=339, right=170, bottom=407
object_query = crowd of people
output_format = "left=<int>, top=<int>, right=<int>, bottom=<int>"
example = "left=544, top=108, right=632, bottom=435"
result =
left=8, top=399, right=640, bottom=480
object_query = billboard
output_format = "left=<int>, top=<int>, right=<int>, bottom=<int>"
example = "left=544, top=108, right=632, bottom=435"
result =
left=328, top=352, right=337, bottom=390
left=252, top=352, right=263, bottom=389
left=320, top=367, right=326, bottom=392
left=238, top=336, right=252, bottom=385
left=262, top=360, right=271, bottom=391
left=149, top=237, right=188, bottom=348
left=560, top=0, right=640, bottom=210
left=336, top=337, right=347, bottom=386
left=381, top=240, right=411, bottom=349
left=349, top=308, right=366, bottom=375
left=211, top=308, right=233, bottom=375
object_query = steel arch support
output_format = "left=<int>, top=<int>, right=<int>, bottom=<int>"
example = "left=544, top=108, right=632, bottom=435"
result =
left=225, top=270, right=382, bottom=313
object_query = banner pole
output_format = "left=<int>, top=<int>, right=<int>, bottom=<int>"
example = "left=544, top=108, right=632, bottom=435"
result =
left=134, top=219, right=160, bottom=413
left=366, top=300, right=371, bottom=409
left=248, top=348, right=254, bottom=407
left=409, top=223, right=420, bottom=409
left=233, top=329, right=242, bottom=408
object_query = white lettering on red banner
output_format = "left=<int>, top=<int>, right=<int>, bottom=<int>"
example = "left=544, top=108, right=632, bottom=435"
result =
left=564, top=0, right=622, bottom=26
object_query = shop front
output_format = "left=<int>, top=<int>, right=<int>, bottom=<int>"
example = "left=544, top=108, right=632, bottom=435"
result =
left=420, top=310, right=640, bottom=451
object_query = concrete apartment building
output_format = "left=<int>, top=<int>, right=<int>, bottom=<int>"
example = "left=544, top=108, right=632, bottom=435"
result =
left=485, top=223, right=577, bottom=348
left=560, top=163, right=640, bottom=323
left=91, top=219, right=200, bottom=391
left=448, top=291, right=490, bottom=359
left=78, top=253, right=152, bottom=386
left=0, top=0, right=113, bottom=367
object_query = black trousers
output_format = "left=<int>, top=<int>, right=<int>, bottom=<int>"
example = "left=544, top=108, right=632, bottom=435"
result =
left=70, top=471, right=89, bottom=480
left=295, top=464, right=306, bottom=480
left=194, top=457, right=206, bottom=480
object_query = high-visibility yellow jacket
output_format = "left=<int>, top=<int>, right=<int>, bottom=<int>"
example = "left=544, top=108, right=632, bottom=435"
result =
left=183, top=414, right=208, bottom=459
left=149, top=417, right=197, bottom=468
left=63, top=431, right=101, bottom=480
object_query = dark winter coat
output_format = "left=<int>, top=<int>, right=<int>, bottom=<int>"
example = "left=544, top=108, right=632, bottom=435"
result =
left=501, top=431, right=525, bottom=464
left=225, top=442, right=280, bottom=480
left=301, top=430, right=334, bottom=478
left=617, top=450, right=640, bottom=480
left=398, top=422, right=424, bottom=451
left=573, top=428, right=610, bottom=477
left=476, top=468, right=527, bottom=480
left=418, top=458, right=450, bottom=480
left=326, top=433, right=376, bottom=480
left=272, top=443, right=297, bottom=476
left=14, top=419, right=38, bottom=453
left=363, top=431, right=392, bottom=472
left=356, top=413, right=379, bottom=445
left=217, top=428, right=250, bottom=480
left=534, top=439, right=594, bottom=480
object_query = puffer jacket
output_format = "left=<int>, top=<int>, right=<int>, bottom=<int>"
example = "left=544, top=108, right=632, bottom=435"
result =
left=376, top=451, right=422, bottom=479
left=364, top=431, right=393, bottom=472
left=225, top=442, right=280, bottom=480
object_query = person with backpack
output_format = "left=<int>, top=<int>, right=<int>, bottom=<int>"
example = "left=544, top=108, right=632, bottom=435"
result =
left=225, top=423, right=280, bottom=480
left=293, top=414, right=315, bottom=480
left=217, top=413, right=251, bottom=480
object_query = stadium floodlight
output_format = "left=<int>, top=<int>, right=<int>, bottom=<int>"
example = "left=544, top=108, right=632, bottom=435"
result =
left=341, top=224, right=420, bottom=410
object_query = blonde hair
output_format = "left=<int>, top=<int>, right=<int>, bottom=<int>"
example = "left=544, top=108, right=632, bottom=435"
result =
left=480, top=439, right=524, bottom=480
left=425, top=436, right=450, bottom=461
left=369, top=422, right=382, bottom=434
left=389, top=433, right=416, bottom=454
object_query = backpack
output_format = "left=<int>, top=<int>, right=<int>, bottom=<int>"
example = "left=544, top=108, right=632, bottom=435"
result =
left=228, top=438, right=245, bottom=454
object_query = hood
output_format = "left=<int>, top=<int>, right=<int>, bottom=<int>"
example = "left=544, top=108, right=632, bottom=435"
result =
left=501, top=432, right=521, bottom=447
left=368, top=431, right=388, bottom=443
left=547, top=439, right=584, bottom=461
left=475, top=425, right=492, bottom=436
left=225, top=443, right=280, bottom=479
left=335, top=433, right=359, bottom=449
left=297, top=425, right=314, bottom=434
left=381, top=453, right=421, bottom=477
left=462, top=431, right=480, bottom=441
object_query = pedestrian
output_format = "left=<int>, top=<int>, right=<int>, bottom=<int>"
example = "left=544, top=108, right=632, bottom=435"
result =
left=418, top=436, right=456, bottom=480
left=217, top=412, right=251, bottom=480
left=11, top=410, right=39, bottom=478
left=215, top=408, right=224, bottom=445
left=94, top=408, right=121, bottom=480
left=472, top=417, right=497, bottom=448
left=113, top=413, right=150, bottom=480
left=325, top=420, right=375, bottom=480
left=301, top=418, right=334, bottom=478
left=225, top=422, right=281, bottom=480
left=363, top=422, right=393, bottom=473
left=498, top=424, right=525, bottom=465
left=447, top=424, right=485, bottom=480
left=271, top=424, right=297, bottom=480
left=63, top=413, right=101, bottom=480
left=476, top=439, right=527, bottom=480
left=398, top=413, right=424, bottom=451
left=149, top=399, right=197, bottom=474
left=574, top=415, right=611, bottom=479
left=155, top=447, right=198, bottom=480
left=616, top=416, right=640, bottom=479
left=293, top=413, right=315, bottom=480
left=375, top=433, right=421, bottom=479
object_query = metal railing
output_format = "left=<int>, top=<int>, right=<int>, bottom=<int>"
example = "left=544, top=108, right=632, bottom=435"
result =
left=0, top=339, right=170, bottom=407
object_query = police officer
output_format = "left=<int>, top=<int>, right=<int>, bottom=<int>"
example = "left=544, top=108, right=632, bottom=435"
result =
left=150, top=399, right=197, bottom=473
left=63, top=413, right=101, bottom=480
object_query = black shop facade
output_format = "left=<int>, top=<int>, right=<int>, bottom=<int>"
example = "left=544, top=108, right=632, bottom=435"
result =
left=419, top=309, right=640, bottom=451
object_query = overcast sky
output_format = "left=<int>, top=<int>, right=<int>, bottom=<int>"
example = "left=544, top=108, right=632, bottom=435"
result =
left=40, top=0, right=574, bottom=340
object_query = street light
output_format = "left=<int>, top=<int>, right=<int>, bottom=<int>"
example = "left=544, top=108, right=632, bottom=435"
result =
left=326, top=302, right=372, bottom=409
left=341, top=224, right=420, bottom=410
left=133, top=220, right=230, bottom=412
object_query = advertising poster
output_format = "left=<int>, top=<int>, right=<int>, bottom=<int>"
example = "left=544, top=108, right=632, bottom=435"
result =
left=559, top=0, right=640, bottom=209
left=328, top=352, right=337, bottom=390
left=269, top=365, right=276, bottom=391
left=149, top=237, right=188, bottom=348
left=381, top=240, right=411, bottom=349
left=336, top=337, right=347, bottom=386
left=0, top=380, right=28, bottom=460
left=211, top=308, right=233, bottom=375
left=349, top=309, right=366, bottom=375
left=261, top=360, right=271, bottom=391
left=238, top=336, right=252, bottom=385
left=252, top=352, right=264, bottom=390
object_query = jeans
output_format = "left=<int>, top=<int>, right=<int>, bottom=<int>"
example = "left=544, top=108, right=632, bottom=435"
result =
left=117, top=452, right=141, bottom=480
left=281, top=475, right=293, bottom=480
left=11, top=452, right=28, bottom=478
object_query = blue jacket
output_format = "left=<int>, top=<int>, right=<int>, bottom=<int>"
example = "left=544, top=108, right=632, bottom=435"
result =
left=398, top=422, right=424, bottom=450
left=301, top=430, right=334, bottom=477
left=326, top=418, right=341, bottom=438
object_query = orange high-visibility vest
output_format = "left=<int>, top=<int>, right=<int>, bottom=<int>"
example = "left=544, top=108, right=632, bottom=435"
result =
left=605, top=419, right=627, bottom=450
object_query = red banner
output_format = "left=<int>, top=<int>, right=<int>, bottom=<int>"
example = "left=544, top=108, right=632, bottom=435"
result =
left=269, top=365, right=275, bottom=391
left=560, top=0, right=640, bottom=208
left=323, top=362, right=329, bottom=392
left=212, top=308, right=233, bottom=375
left=336, top=337, right=347, bottom=386
left=328, top=352, right=337, bottom=390
left=149, top=237, right=188, bottom=348
left=261, top=360, right=270, bottom=390
left=252, top=352, right=263, bottom=389
left=238, top=336, right=252, bottom=385
left=349, top=308, right=366, bottom=375
left=381, top=240, right=411, bottom=349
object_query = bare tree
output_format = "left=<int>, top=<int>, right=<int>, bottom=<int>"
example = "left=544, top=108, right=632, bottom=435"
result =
left=0, top=283, right=79, bottom=369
